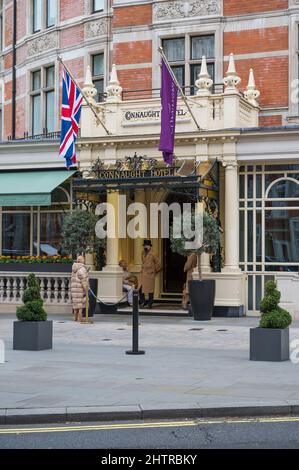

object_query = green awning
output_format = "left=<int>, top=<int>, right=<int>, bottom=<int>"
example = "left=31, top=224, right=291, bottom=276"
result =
left=0, top=170, right=75, bottom=206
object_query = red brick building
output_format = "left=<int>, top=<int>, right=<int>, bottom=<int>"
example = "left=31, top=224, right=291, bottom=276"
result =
left=0, top=0, right=297, bottom=140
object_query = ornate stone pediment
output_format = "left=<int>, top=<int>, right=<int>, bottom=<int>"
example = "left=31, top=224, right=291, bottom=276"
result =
left=27, top=31, right=58, bottom=57
left=85, top=18, right=108, bottom=39
left=153, top=0, right=221, bottom=21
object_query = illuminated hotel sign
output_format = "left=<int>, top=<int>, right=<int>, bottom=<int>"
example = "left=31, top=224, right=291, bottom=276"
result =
left=83, top=155, right=180, bottom=180
left=97, top=166, right=178, bottom=179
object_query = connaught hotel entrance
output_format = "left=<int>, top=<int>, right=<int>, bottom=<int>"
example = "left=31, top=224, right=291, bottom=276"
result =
left=0, top=59, right=299, bottom=318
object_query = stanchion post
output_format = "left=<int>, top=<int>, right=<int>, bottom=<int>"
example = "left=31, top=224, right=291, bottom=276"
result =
left=126, top=289, right=145, bottom=355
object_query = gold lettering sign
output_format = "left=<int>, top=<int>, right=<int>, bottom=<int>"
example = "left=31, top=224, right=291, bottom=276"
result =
left=98, top=167, right=177, bottom=179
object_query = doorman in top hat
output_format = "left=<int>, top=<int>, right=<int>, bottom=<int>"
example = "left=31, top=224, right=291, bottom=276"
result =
left=139, top=240, right=162, bottom=309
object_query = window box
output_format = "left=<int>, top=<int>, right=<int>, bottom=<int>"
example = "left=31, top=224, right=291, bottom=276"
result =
left=0, top=262, right=72, bottom=273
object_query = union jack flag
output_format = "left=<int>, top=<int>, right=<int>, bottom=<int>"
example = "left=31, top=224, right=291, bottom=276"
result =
left=59, top=68, right=83, bottom=168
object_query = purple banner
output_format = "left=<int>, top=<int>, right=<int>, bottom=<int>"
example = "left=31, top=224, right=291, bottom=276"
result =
left=159, top=59, right=178, bottom=166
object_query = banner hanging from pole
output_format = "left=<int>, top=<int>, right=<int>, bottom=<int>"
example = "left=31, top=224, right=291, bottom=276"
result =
left=159, top=59, right=178, bottom=166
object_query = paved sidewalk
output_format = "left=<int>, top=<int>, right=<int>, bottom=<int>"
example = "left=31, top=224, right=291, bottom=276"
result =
left=0, top=314, right=299, bottom=424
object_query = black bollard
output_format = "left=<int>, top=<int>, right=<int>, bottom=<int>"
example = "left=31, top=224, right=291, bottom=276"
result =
left=126, top=289, right=145, bottom=355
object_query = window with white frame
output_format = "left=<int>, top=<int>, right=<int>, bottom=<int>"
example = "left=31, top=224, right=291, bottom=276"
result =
left=33, top=0, right=57, bottom=33
left=92, top=53, right=104, bottom=102
left=92, top=0, right=104, bottom=13
left=30, top=65, right=55, bottom=135
left=1, top=185, right=71, bottom=257
left=239, top=164, right=299, bottom=313
left=162, top=35, right=215, bottom=92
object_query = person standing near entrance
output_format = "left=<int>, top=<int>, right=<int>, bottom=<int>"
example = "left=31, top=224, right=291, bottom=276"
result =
left=71, top=255, right=89, bottom=322
left=139, top=240, right=161, bottom=309
left=182, top=253, right=197, bottom=310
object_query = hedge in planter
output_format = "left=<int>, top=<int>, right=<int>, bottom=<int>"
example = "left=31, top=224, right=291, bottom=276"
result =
left=16, top=274, right=47, bottom=321
left=13, top=274, right=52, bottom=351
left=250, top=281, right=292, bottom=362
left=170, top=210, right=220, bottom=320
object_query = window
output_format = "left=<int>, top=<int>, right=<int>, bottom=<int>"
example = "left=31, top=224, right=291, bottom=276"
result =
left=1, top=185, right=71, bottom=257
left=93, top=0, right=104, bottom=12
left=162, top=35, right=215, bottom=93
left=162, top=38, right=185, bottom=87
left=30, top=65, right=55, bottom=135
left=92, top=54, right=104, bottom=102
left=239, top=164, right=299, bottom=313
left=32, top=0, right=56, bottom=33
left=190, top=36, right=215, bottom=90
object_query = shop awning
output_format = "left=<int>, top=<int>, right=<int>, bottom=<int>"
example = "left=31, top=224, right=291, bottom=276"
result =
left=0, top=170, right=76, bottom=206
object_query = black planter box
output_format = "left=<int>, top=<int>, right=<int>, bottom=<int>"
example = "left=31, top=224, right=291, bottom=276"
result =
left=13, top=321, right=53, bottom=351
left=250, top=327, right=289, bottom=362
left=0, top=263, right=72, bottom=273
left=189, top=279, right=216, bottom=321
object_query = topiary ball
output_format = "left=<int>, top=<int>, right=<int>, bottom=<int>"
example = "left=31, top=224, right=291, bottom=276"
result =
left=260, top=308, right=292, bottom=329
left=16, top=300, right=47, bottom=322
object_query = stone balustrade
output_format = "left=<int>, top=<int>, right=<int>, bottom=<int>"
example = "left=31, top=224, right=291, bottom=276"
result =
left=0, top=272, right=72, bottom=314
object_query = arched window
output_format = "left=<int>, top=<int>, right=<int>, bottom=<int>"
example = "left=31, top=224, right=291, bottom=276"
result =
left=266, top=178, right=299, bottom=199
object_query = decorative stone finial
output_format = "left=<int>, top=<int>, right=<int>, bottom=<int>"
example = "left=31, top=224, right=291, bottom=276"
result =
left=244, top=68, right=260, bottom=107
left=223, top=53, right=241, bottom=94
left=195, top=56, right=213, bottom=96
left=82, top=65, right=97, bottom=103
left=105, top=64, right=123, bottom=103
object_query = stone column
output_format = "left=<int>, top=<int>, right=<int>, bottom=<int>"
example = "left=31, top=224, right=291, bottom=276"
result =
left=130, top=189, right=145, bottom=275
left=97, top=191, right=123, bottom=303
left=223, top=161, right=241, bottom=273
left=201, top=253, right=212, bottom=273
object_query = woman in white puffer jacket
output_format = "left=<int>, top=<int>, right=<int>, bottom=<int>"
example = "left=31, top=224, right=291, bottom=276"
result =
left=70, top=255, right=89, bottom=322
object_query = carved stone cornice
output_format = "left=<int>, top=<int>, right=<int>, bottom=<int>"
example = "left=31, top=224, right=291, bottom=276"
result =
left=27, top=31, right=58, bottom=57
left=153, top=0, right=221, bottom=21
left=85, top=18, right=108, bottom=39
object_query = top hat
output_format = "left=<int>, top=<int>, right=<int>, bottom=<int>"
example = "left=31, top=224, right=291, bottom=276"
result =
left=143, top=239, right=152, bottom=247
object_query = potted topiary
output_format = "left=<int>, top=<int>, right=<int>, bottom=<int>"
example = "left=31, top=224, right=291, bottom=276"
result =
left=170, top=210, right=220, bottom=321
left=13, top=274, right=52, bottom=351
left=250, top=280, right=292, bottom=362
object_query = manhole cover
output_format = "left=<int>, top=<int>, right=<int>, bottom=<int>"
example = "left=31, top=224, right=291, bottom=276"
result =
left=117, top=328, right=125, bottom=331
left=217, top=329, right=228, bottom=332
left=102, top=339, right=112, bottom=341
left=189, top=328, right=204, bottom=331
left=135, top=378, right=144, bottom=380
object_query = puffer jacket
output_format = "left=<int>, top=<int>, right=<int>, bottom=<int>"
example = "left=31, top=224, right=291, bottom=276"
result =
left=71, top=262, right=89, bottom=310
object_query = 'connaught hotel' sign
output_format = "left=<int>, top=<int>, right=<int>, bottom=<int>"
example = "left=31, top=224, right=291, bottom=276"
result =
left=122, top=107, right=190, bottom=125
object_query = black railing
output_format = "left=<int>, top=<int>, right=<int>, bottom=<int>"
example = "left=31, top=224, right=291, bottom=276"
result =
left=7, top=129, right=62, bottom=142
left=121, top=83, right=225, bottom=101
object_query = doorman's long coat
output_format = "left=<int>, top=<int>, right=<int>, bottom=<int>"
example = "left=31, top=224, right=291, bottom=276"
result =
left=71, top=262, right=89, bottom=310
left=140, top=251, right=162, bottom=294
left=184, top=253, right=198, bottom=294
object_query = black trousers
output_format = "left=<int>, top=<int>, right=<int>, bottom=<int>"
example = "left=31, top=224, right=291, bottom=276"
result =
left=139, top=289, right=154, bottom=306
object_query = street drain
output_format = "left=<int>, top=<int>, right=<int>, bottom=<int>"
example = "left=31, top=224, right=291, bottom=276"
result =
left=189, top=328, right=204, bottom=331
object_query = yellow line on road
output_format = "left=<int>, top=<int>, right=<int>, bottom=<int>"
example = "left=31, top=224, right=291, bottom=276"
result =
left=1, top=416, right=299, bottom=435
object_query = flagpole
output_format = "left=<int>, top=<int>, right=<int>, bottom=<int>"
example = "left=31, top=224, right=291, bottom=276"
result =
left=158, top=47, right=202, bottom=132
left=57, top=55, right=111, bottom=136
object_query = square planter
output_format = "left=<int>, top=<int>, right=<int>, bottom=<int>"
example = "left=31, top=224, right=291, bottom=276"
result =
left=13, top=321, right=53, bottom=351
left=250, top=327, right=289, bottom=362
